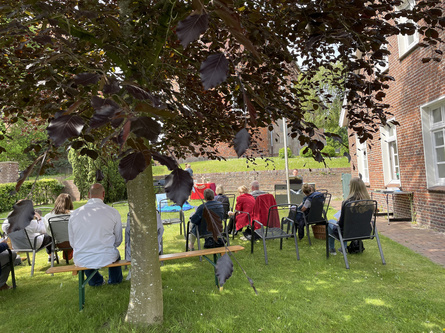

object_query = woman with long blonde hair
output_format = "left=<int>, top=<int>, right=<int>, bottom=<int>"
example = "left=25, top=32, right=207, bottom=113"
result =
left=328, top=177, right=370, bottom=255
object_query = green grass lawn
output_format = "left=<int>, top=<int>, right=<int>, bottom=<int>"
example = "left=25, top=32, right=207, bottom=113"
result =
left=1, top=200, right=445, bottom=332
left=152, top=156, right=350, bottom=176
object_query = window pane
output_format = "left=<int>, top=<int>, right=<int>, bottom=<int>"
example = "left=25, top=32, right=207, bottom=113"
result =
left=432, top=108, right=442, bottom=123
left=438, top=164, right=445, bottom=178
left=434, top=131, right=444, bottom=146
left=436, top=147, right=445, bottom=162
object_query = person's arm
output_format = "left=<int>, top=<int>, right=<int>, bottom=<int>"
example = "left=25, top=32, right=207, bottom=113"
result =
left=190, top=204, right=203, bottom=225
left=113, top=211, right=123, bottom=248
left=0, top=242, right=8, bottom=253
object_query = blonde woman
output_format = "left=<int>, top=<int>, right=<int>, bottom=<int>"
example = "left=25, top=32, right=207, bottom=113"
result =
left=44, top=193, right=74, bottom=261
left=328, top=177, right=370, bottom=255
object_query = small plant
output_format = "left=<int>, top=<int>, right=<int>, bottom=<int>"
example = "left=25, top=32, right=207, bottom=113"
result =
left=278, top=147, right=293, bottom=159
left=322, top=145, right=336, bottom=157
left=299, top=147, right=313, bottom=157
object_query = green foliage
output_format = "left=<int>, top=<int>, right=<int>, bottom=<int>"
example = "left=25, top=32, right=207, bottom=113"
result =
left=68, top=149, right=95, bottom=200
left=278, top=147, right=293, bottom=159
left=0, top=179, right=64, bottom=211
left=300, top=147, right=313, bottom=157
left=321, top=145, right=336, bottom=157
left=0, top=119, right=47, bottom=169
left=68, top=148, right=127, bottom=203
left=102, top=159, right=127, bottom=203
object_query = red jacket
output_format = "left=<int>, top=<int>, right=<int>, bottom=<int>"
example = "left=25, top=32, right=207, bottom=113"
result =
left=252, top=194, right=279, bottom=229
left=234, top=193, right=256, bottom=230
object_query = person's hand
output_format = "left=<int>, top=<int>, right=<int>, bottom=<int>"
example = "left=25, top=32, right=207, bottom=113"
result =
left=34, top=212, right=42, bottom=220
left=228, top=211, right=234, bottom=216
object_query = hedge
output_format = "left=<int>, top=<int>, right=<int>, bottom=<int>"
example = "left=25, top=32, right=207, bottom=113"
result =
left=0, top=179, right=64, bottom=212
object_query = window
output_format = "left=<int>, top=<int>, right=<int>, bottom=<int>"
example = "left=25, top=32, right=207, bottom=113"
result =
left=397, top=0, right=419, bottom=58
left=356, top=135, right=369, bottom=183
left=421, top=96, right=445, bottom=187
left=380, top=121, right=400, bottom=185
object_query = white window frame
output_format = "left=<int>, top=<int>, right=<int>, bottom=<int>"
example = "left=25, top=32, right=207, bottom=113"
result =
left=356, top=135, right=369, bottom=183
left=421, top=95, right=445, bottom=188
left=396, top=0, right=419, bottom=58
left=380, top=120, right=401, bottom=185
left=375, top=44, right=389, bottom=74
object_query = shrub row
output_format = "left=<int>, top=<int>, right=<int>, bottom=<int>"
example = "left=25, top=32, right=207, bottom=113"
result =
left=0, top=179, right=64, bottom=212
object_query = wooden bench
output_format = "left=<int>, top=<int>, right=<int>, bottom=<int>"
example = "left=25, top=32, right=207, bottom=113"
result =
left=46, top=245, right=244, bottom=311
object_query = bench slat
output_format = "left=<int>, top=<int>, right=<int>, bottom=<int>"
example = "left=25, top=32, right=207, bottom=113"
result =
left=46, top=245, right=244, bottom=275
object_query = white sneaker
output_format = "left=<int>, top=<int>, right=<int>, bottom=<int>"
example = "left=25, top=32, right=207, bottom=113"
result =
left=329, top=249, right=337, bottom=256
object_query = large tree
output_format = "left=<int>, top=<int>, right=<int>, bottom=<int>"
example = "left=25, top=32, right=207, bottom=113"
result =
left=1, top=0, right=443, bottom=327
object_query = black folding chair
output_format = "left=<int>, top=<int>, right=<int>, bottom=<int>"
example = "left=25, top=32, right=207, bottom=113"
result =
left=48, top=215, right=72, bottom=268
left=299, top=193, right=331, bottom=245
left=327, top=200, right=386, bottom=269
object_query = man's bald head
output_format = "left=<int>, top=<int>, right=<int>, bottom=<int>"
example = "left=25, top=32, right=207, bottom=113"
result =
left=88, top=183, right=105, bottom=200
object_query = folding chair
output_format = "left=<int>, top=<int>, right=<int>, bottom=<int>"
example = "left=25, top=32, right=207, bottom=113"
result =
left=300, top=192, right=331, bottom=245
left=0, top=247, right=17, bottom=289
left=158, top=197, right=185, bottom=237
left=327, top=199, right=386, bottom=269
left=245, top=198, right=300, bottom=265
left=47, top=215, right=72, bottom=268
left=7, top=229, right=52, bottom=276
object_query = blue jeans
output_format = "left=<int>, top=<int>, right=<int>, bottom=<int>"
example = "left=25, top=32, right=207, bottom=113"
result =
left=85, top=260, right=123, bottom=286
left=328, top=221, right=347, bottom=250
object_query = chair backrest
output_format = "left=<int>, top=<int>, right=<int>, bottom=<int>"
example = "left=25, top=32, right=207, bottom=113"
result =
left=305, top=193, right=327, bottom=223
left=252, top=194, right=279, bottom=228
left=225, top=194, right=236, bottom=211
left=342, top=200, right=376, bottom=239
left=7, top=229, right=34, bottom=251
left=48, top=215, right=71, bottom=244
left=156, top=193, right=167, bottom=210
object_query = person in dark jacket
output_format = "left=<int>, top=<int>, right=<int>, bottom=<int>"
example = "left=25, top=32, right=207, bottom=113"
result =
left=188, top=189, right=224, bottom=250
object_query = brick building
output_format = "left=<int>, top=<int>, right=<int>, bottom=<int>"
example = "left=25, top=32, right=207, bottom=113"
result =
left=341, top=4, right=445, bottom=232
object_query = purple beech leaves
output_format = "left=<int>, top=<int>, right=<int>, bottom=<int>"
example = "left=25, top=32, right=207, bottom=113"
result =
left=47, top=115, right=84, bottom=147
left=151, top=152, right=177, bottom=171
left=176, top=14, right=209, bottom=48
left=118, top=151, right=147, bottom=181
left=215, top=253, right=233, bottom=287
left=6, top=200, right=35, bottom=233
left=90, top=96, right=120, bottom=128
left=164, top=168, right=194, bottom=207
left=130, top=117, right=161, bottom=142
left=234, top=128, right=250, bottom=157
left=74, top=73, right=100, bottom=86
left=200, top=53, right=229, bottom=90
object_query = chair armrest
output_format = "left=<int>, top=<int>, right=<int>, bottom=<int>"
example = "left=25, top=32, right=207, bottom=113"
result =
left=252, top=219, right=264, bottom=227
left=327, top=220, right=339, bottom=226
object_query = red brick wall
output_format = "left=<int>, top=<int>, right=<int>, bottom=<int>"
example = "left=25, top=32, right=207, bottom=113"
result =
left=193, top=167, right=349, bottom=199
left=347, top=30, right=445, bottom=232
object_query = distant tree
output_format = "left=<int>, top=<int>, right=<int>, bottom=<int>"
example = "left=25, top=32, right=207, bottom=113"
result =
left=0, top=0, right=443, bottom=327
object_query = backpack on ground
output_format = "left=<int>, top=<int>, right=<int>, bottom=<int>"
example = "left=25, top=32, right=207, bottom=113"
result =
left=347, top=240, right=365, bottom=254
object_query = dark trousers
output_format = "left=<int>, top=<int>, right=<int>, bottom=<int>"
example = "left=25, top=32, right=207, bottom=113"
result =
left=38, top=234, right=52, bottom=255
left=295, top=212, right=305, bottom=240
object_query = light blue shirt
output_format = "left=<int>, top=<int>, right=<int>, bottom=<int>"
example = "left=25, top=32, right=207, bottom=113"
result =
left=69, top=198, right=122, bottom=269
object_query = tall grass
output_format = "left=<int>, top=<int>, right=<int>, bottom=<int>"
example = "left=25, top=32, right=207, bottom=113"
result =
left=1, top=201, right=445, bottom=332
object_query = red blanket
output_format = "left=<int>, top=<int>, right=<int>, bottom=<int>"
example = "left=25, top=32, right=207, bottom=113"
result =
left=252, top=194, right=279, bottom=229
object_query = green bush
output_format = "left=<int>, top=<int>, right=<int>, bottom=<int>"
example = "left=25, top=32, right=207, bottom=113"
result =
left=278, top=147, right=293, bottom=159
left=299, top=147, right=313, bottom=157
left=0, top=179, right=64, bottom=212
left=321, top=145, right=336, bottom=157
left=102, top=159, right=127, bottom=203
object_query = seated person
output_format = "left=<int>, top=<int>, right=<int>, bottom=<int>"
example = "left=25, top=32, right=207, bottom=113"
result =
left=292, top=184, right=323, bottom=240
left=0, top=242, right=17, bottom=291
left=44, top=193, right=74, bottom=261
left=290, top=169, right=303, bottom=184
left=188, top=189, right=224, bottom=251
left=328, top=177, right=370, bottom=255
left=2, top=202, right=53, bottom=262
left=250, top=181, right=268, bottom=199
left=215, top=184, right=230, bottom=220
left=228, top=185, right=255, bottom=235
left=69, top=183, right=123, bottom=286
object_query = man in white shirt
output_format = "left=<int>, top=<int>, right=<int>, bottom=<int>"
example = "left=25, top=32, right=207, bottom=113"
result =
left=69, top=183, right=123, bottom=286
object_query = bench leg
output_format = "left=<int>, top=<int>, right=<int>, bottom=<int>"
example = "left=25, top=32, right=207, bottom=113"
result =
left=79, top=269, right=99, bottom=311
left=202, top=254, right=221, bottom=289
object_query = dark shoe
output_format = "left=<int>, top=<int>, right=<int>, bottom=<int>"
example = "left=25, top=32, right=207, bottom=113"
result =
left=329, top=248, right=337, bottom=256
left=0, top=284, right=13, bottom=291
